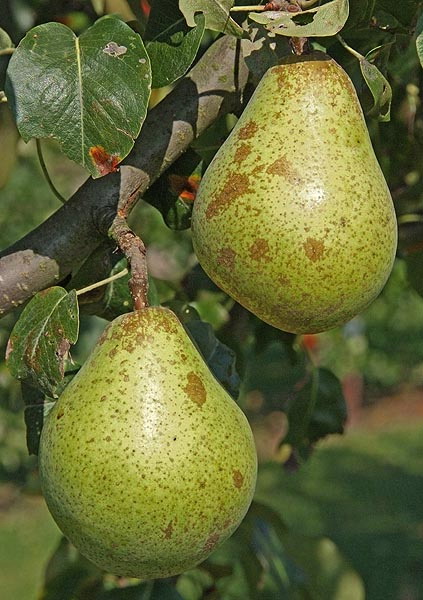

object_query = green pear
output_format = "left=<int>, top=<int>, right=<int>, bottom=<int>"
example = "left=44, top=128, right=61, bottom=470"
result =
left=191, top=53, right=397, bottom=334
left=39, top=307, right=257, bottom=579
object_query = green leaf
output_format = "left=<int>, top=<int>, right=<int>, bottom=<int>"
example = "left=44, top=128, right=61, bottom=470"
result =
left=100, top=581, right=184, bottom=600
left=0, top=27, right=13, bottom=51
left=179, top=0, right=244, bottom=37
left=404, top=250, right=423, bottom=298
left=145, top=1, right=205, bottom=88
left=359, top=55, right=392, bottom=121
left=42, top=537, right=102, bottom=600
left=416, top=12, right=423, bottom=69
left=176, top=569, right=214, bottom=600
left=372, top=9, right=410, bottom=34
left=143, top=149, right=202, bottom=229
left=149, top=581, right=184, bottom=600
left=250, top=0, right=349, bottom=38
left=343, top=0, right=375, bottom=31
left=285, top=368, right=347, bottom=448
left=375, top=0, right=419, bottom=27
left=22, top=360, right=80, bottom=455
left=248, top=503, right=365, bottom=599
left=6, top=16, right=151, bottom=178
left=183, top=317, right=240, bottom=399
left=6, top=287, right=79, bottom=397
left=24, top=399, right=56, bottom=456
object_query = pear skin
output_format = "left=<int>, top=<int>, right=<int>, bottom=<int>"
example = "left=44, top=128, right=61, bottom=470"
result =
left=39, top=307, right=257, bottom=579
left=191, top=53, right=397, bottom=333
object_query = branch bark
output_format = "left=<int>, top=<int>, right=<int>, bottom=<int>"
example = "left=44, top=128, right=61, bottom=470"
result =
left=0, top=36, right=249, bottom=316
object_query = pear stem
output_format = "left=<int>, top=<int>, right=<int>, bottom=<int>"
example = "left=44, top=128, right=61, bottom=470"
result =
left=0, top=48, right=14, bottom=56
left=75, top=268, right=129, bottom=297
left=109, top=216, right=149, bottom=311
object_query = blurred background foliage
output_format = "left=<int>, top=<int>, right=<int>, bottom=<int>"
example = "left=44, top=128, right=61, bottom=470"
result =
left=1, top=0, right=423, bottom=599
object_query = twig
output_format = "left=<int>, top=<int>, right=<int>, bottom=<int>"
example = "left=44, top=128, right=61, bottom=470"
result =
left=230, top=5, right=267, bottom=11
left=36, top=139, right=67, bottom=204
left=109, top=216, right=149, bottom=310
left=298, top=0, right=320, bottom=9
left=0, top=48, right=14, bottom=56
left=75, top=268, right=128, bottom=296
left=337, top=34, right=365, bottom=61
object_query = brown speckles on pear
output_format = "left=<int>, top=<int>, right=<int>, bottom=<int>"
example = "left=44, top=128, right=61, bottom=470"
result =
left=249, top=239, right=271, bottom=262
left=205, top=173, right=253, bottom=220
left=217, top=247, right=236, bottom=269
left=183, top=371, right=207, bottom=407
left=38, top=307, right=257, bottom=579
left=303, top=238, right=325, bottom=262
left=232, top=470, right=244, bottom=489
left=162, top=520, right=174, bottom=539
left=233, top=142, right=251, bottom=164
left=266, top=156, right=300, bottom=181
left=203, top=532, right=220, bottom=553
left=237, top=121, right=258, bottom=140
left=192, top=53, right=397, bottom=333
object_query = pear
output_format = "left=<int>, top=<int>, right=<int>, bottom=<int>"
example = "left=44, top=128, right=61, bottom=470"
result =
left=38, top=307, right=257, bottom=579
left=191, top=53, right=397, bottom=334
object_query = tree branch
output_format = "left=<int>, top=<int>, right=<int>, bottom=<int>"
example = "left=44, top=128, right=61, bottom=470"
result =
left=0, top=36, right=249, bottom=316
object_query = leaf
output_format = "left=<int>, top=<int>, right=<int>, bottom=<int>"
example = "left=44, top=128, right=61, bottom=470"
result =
left=143, top=148, right=203, bottom=229
left=250, top=0, right=349, bottom=37
left=404, top=250, right=423, bottom=298
left=0, top=27, right=13, bottom=51
left=343, top=0, right=375, bottom=31
left=416, top=12, right=423, bottom=70
left=183, top=317, right=241, bottom=398
left=285, top=368, right=347, bottom=448
left=176, top=569, right=214, bottom=600
left=24, top=399, right=56, bottom=455
left=22, top=362, right=80, bottom=455
left=359, top=55, right=392, bottom=121
left=241, top=24, right=291, bottom=83
left=145, top=1, right=205, bottom=88
left=5, top=16, right=151, bottom=178
left=179, top=0, right=244, bottom=37
left=248, top=503, right=365, bottom=599
left=6, top=287, right=79, bottom=397
left=100, top=580, right=185, bottom=600
left=42, top=537, right=102, bottom=600
left=372, top=9, right=410, bottom=34
left=375, top=0, right=419, bottom=27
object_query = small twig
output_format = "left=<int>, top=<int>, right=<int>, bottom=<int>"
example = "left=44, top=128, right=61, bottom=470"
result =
left=337, top=34, right=365, bottom=61
left=230, top=5, right=267, bottom=11
left=75, top=268, right=129, bottom=297
left=36, top=139, right=67, bottom=204
left=298, top=0, right=320, bottom=9
left=397, top=214, right=423, bottom=225
left=109, top=216, right=149, bottom=311
left=0, top=48, right=14, bottom=56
